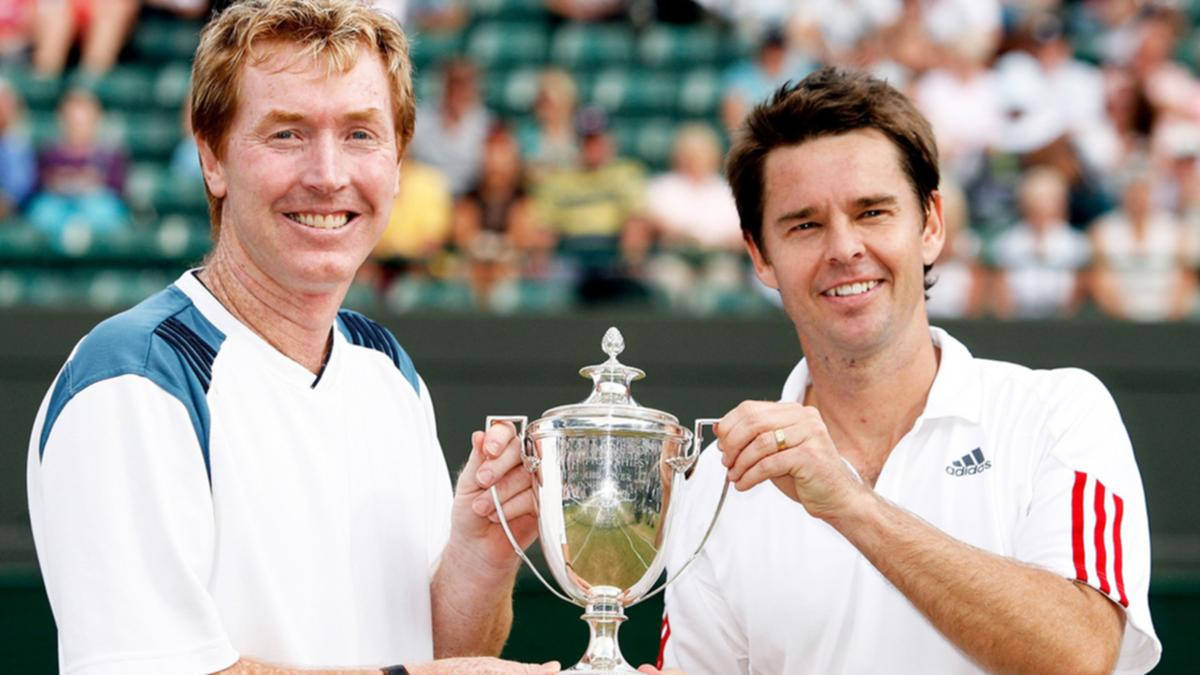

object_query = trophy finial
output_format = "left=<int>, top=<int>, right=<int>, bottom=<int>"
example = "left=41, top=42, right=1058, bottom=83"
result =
left=602, top=327, right=624, bottom=360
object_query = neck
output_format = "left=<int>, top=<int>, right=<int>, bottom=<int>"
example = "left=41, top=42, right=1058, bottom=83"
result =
left=199, top=241, right=341, bottom=374
left=801, top=322, right=939, bottom=482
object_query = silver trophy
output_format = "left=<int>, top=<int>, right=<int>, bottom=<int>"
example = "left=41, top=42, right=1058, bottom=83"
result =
left=488, top=327, right=729, bottom=673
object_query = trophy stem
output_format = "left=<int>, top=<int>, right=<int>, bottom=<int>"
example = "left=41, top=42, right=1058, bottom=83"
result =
left=568, top=585, right=637, bottom=673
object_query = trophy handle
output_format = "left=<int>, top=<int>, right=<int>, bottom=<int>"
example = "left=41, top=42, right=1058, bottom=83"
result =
left=631, top=417, right=730, bottom=606
left=485, top=415, right=575, bottom=604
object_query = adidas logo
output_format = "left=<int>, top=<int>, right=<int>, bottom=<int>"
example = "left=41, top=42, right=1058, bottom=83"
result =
left=946, top=448, right=992, bottom=476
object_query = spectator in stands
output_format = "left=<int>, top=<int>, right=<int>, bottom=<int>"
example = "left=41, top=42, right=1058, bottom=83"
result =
left=32, top=0, right=140, bottom=77
left=408, top=58, right=492, bottom=196
left=168, top=93, right=203, bottom=179
left=1129, top=7, right=1199, bottom=130
left=994, top=12, right=1108, bottom=171
left=912, top=33, right=1004, bottom=181
left=454, top=124, right=547, bottom=272
left=0, top=0, right=34, bottom=64
left=533, top=106, right=647, bottom=301
left=990, top=165, right=1091, bottom=318
left=369, top=160, right=454, bottom=280
left=1097, top=66, right=1155, bottom=174
left=463, top=230, right=519, bottom=311
left=368, top=0, right=467, bottom=31
left=544, top=0, right=626, bottom=22
left=1091, top=165, right=1196, bottom=321
left=518, top=69, right=579, bottom=178
left=721, top=28, right=812, bottom=135
left=641, top=123, right=743, bottom=307
left=925, top=178, right=985, bottom=319
left=27, top=88, right=128, bottom=240
left=144, top=0, right=210, bottom=18
left=0, top=78, right=36, bottom=219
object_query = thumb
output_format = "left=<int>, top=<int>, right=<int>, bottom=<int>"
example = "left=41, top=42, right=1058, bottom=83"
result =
left=535, top=661, right=560, bottom=673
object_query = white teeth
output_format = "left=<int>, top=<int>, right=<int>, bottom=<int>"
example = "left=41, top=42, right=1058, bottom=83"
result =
left=826, top=280, right=879, bottom=297
left=289, top=212, right=349, bottom=229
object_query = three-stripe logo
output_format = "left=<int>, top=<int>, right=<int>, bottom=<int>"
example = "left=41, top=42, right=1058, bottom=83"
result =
left=1072, top=471, right=1129, bottom=607
left=946, top=448, right=992, bottom=476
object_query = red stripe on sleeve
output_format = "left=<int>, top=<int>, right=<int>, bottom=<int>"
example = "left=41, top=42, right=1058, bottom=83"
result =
left=657, top=614, right=670, bottom=669
left=1113, top=495, right=1129, bottom=607
left=1071, top=471, right=1088, bottom=583
left=1094, top=481, right=1110, bottom=594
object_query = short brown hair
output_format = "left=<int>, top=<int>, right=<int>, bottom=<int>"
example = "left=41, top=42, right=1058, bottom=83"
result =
left=726, top=67, right=939, bottom=253
left=190, top=0, right=415, bottom=240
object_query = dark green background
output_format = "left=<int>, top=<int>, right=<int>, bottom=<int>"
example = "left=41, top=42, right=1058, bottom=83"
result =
left=3, top=311, right=1198, bottom=672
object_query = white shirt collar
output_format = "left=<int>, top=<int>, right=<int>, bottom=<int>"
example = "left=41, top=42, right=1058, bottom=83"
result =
left=172, top=269, right=346, bottom=388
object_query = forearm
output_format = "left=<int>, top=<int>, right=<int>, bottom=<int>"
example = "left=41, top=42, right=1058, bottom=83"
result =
left=430, top=539, right=520, bottom=658
left=217, top=658, right=379, bottom=674
left=827, top=491, right=1123, bottom=675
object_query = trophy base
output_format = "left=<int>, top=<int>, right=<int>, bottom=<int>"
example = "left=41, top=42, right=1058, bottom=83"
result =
left=565, top=586, right=640, bottom=674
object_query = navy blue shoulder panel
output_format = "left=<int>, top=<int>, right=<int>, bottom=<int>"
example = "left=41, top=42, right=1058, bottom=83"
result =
left=38, top=285, right=227, bottom=480
left=336, top=309, right=420, bottom=395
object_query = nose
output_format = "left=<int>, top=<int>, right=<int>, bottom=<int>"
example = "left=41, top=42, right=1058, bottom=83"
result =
left=825, top=218, right=865, bottom=265
left=301, top=132, right=350, bottom=194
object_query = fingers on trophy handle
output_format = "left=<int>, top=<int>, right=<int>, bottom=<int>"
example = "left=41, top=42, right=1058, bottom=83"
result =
left=664, top=418, right=717, bottom=478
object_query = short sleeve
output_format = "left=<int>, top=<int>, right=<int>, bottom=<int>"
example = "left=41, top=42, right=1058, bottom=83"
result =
left=28, top=375, right=238, bottom=675
left=1013, top=369, right=1161, bottom=673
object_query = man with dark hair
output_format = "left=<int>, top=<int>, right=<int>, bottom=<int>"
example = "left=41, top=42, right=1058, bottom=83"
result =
left=647, top=68, right=1161, bottom=674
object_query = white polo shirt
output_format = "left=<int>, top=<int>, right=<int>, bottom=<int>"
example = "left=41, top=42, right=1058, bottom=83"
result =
left=28, top=271, right=453, bottom=675
left=660, top=327, right=1160, bottom=674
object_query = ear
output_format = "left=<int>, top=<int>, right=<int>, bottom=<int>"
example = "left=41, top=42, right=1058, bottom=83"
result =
left=921, top=190, right=947, bottom=266
left=745, top=233, right=779, bottom=290
left=196, top=136, right=227, bottom=199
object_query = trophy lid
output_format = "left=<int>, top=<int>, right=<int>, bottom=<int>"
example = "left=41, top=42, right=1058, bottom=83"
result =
left=537, top=327, right=683, bottom=431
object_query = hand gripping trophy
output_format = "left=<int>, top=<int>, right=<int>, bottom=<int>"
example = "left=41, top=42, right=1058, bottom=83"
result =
left=487, top=327, right=728, bottom=673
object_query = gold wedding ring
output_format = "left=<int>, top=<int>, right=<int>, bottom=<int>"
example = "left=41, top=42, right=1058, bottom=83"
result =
left=773, top=428, right=788, bottom=451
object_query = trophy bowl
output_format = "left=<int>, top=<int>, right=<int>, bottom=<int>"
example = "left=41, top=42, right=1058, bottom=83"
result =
left=488, top=327, right=728, bottom=673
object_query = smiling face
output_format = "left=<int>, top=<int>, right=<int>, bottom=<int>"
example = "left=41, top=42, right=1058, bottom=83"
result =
left=747, top=129, right=944, bottom=359
left=197, top=41, right=400, bottom=296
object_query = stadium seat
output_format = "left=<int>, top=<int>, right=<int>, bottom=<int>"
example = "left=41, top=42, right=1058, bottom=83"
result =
left=409, top=30, right=463, bottom=71
left=131, top=19, right=203, bottom=64
left=2, top=66, right=62, bottom=111
left=111, top=110, right=181, bottom=162
left=93, top=65, right=156, bottom=110
left=154, top=64, right=192, bottom=109
left=637, top=24, right=724, bottom=70
left=551, top=24, right=635, bottom=70
left=385, top=277, right=476, bottom=312
left=471, top=0, right=546, bottom=21
left=677, top=68, right=721, bottom=117
left=493, top=279, right=574, bottom=314
left=490, top=66, right=541, bottom=116
left=591, top=68, right=677, bottom=115
left=466, top=21, right=549, bottom=69
left=152, top=173, right=209, bottom=218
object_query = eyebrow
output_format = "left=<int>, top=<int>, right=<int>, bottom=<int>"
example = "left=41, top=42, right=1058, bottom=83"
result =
left=256, top=108, right=387, bottom=128
left=854, top=194, right=899, bottom=209
left=775, top=194, right=900, bottom=224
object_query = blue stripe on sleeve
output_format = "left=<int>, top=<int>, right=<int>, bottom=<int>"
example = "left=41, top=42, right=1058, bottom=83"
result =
left=38, top=285, right=226, bottom=481
left=335, top=309, right=420, bottom=395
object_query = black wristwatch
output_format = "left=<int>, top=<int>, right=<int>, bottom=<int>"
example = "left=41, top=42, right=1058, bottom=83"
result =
left=381, top=666, right=409, bottom=675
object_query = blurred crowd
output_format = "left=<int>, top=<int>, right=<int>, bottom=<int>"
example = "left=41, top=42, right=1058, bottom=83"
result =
left=2, top=0, right=1200, bottom=320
